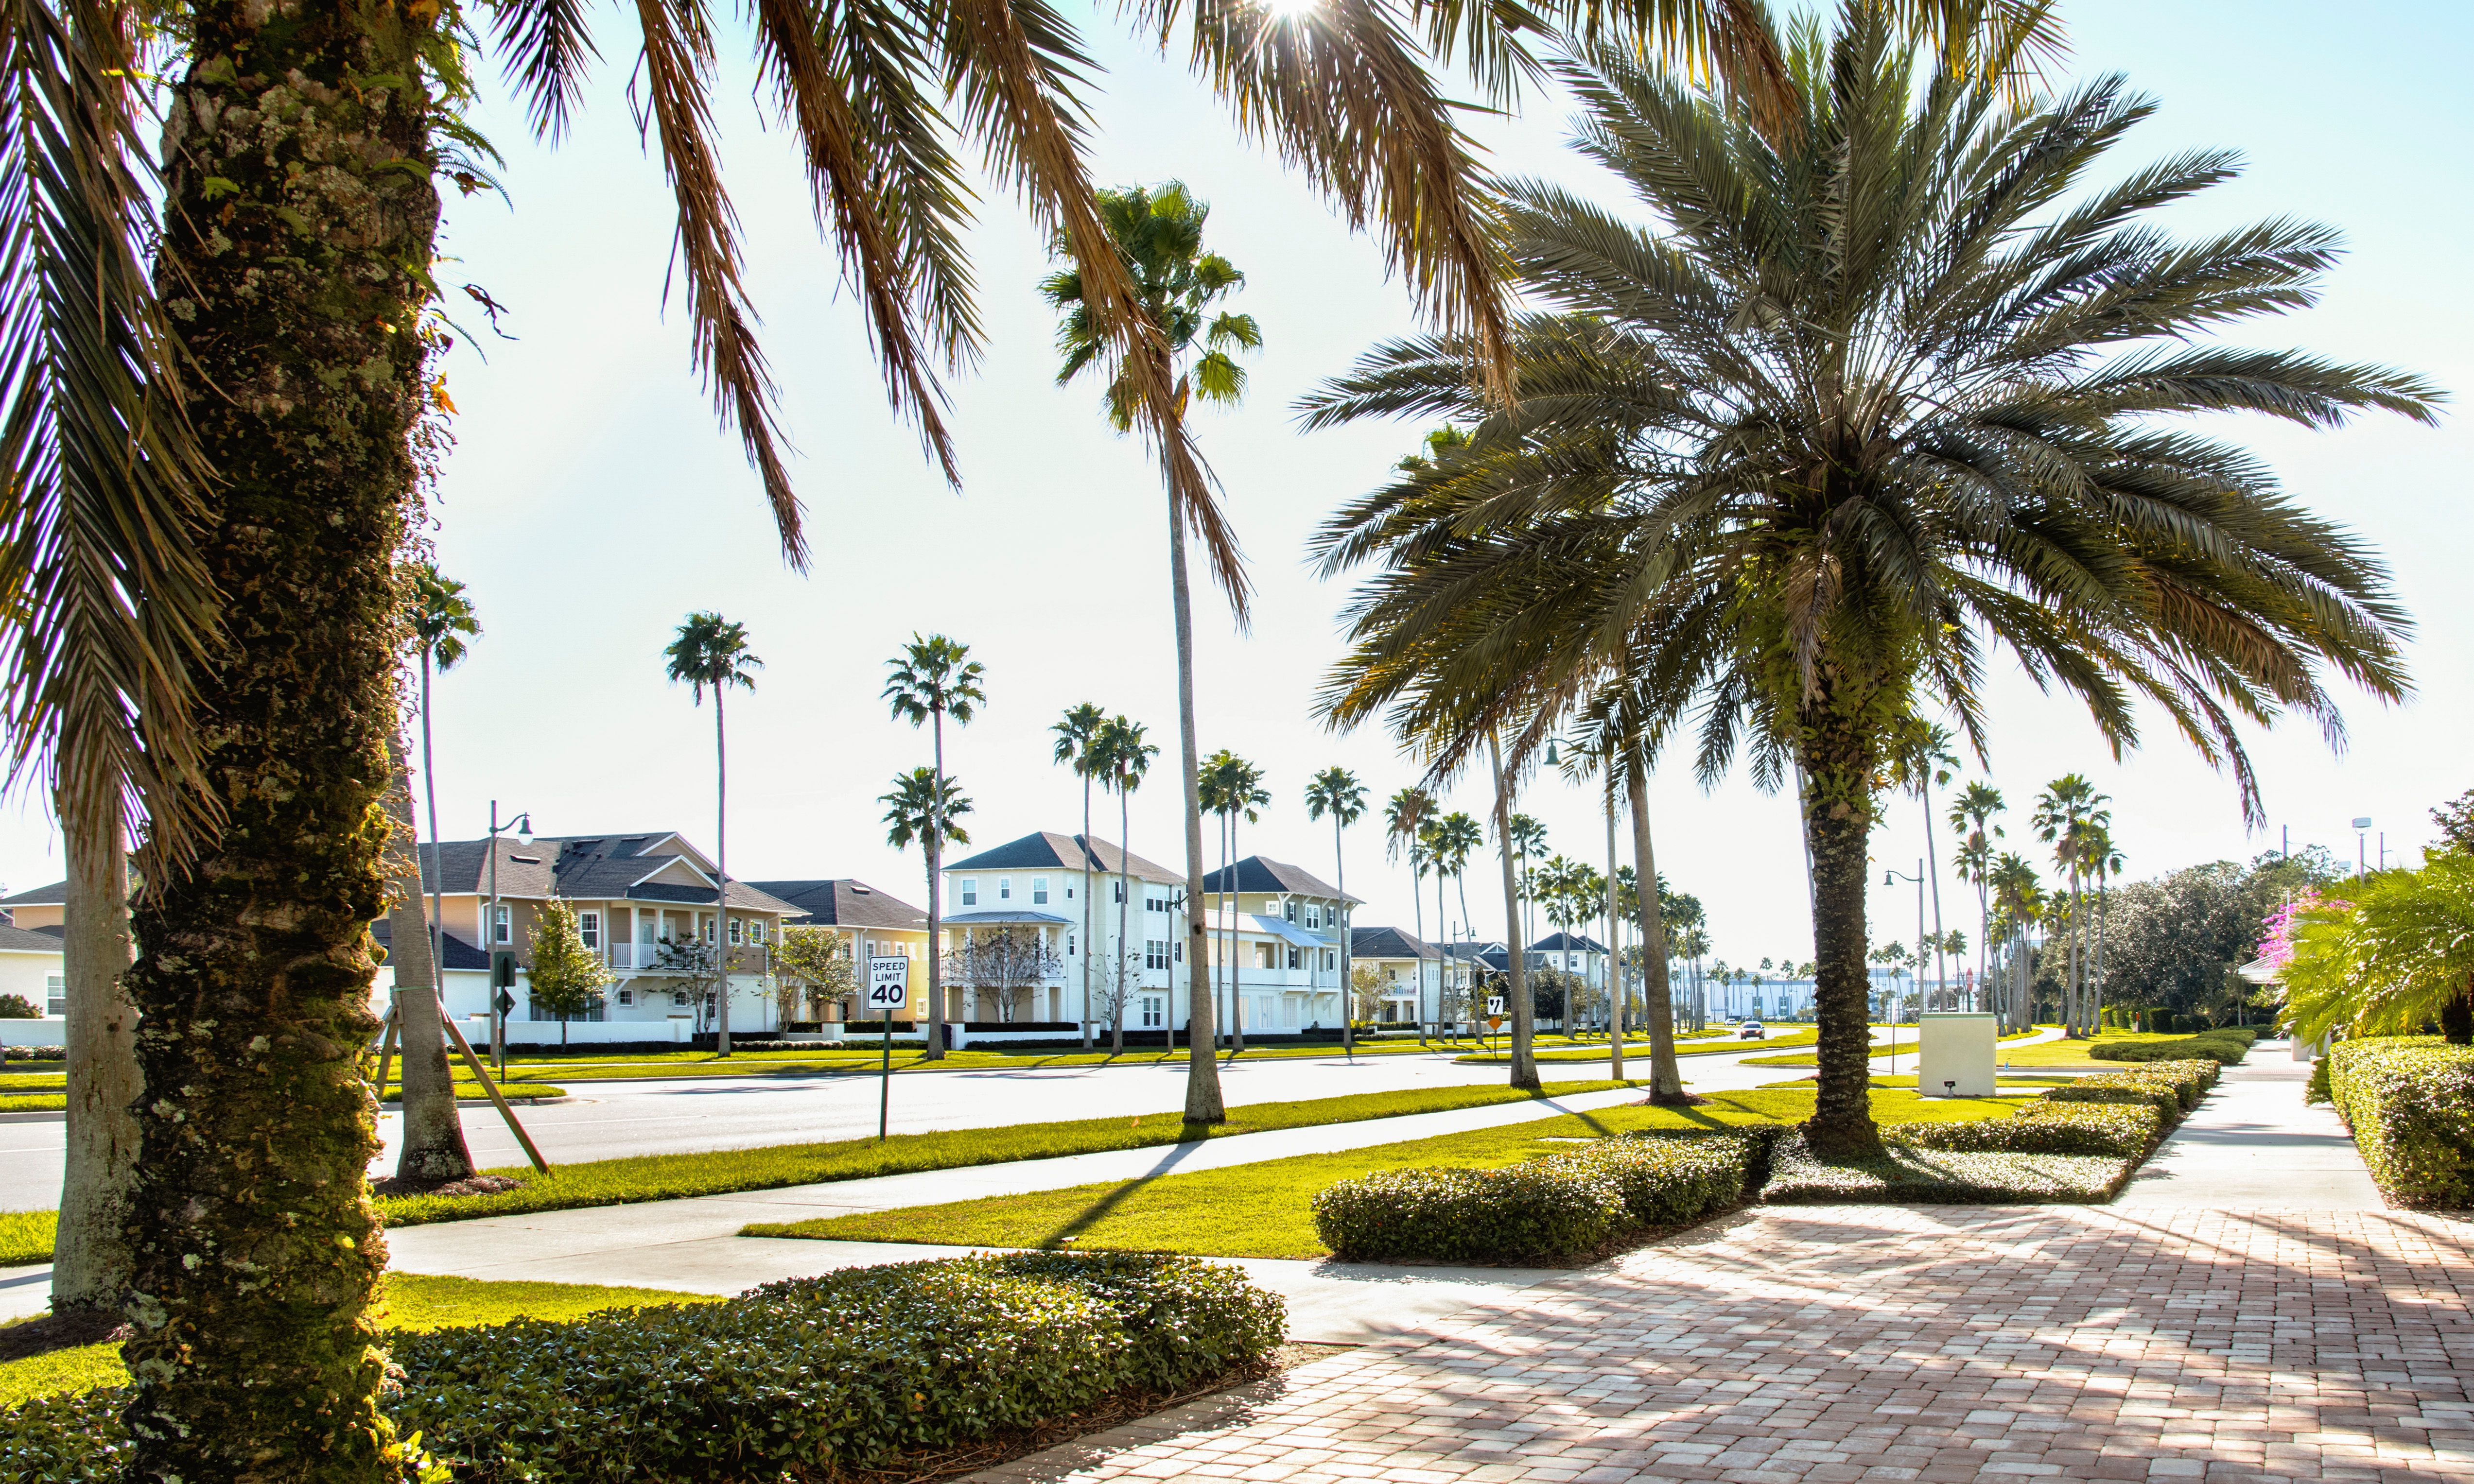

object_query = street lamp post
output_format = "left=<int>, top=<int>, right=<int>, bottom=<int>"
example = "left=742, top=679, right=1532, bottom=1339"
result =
left=1884, top=861, right=1927, bottom=1076
left=487, top=801, right=532, bottom=1077
left=2352, top=816, right=2372, bottom=878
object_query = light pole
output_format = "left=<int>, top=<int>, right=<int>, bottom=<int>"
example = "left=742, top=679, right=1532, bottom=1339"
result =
left=2352, top=816, right=2371, bottom=878
left=487, top=801, right=532, bottom=1076
left=1884, top=861, right=1926, bottom=1075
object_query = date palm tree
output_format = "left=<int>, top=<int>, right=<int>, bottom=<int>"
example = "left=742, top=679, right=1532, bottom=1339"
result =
left=394, top=565, right=482, bottom=1184
left=1948, top=782, right=2005, bottom=1010
left=2032, top=775, right=2106, bottom=1035
left=1306, top=6, right=2434, bottom=1153
left=1989, top=852, right=2044, bottom=1028
left=1305, top=765, right=1367, bottom=1052
left=1383, top=785, right=1434, bottom=1028
left=885, top=769, right=974, bottom=1008
left=885, top=634, right=987, bottom=1059
left=1199, top=749, right=1269, bottom=1053
left=1508, top=813, right=1549, bottom=951
left=1052, top=702, right=1108, bottom=1048
left=1094, top=715, right=1157, bottom=1048
left=668, top=612, right=763, bottom=1053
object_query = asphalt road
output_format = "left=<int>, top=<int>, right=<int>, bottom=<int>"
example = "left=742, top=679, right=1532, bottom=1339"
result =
left=0, top=1031, right=1848, bottom=1207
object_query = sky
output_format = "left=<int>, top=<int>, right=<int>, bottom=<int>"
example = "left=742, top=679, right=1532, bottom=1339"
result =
left=5, top=0, right=2468, bottom=972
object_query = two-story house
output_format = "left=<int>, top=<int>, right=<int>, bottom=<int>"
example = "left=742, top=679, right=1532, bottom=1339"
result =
left=1349, top=925, right=1439, bottom=1026
left=385, top=830, right=805, bottom=1045
left=1196, top=856, right=1359, bottom=1035
left=743, top=878, right=931, bottom=1023
left=940, top=831, right=1189, bottom=1032
left=0, top=882, right=66, bottom=1040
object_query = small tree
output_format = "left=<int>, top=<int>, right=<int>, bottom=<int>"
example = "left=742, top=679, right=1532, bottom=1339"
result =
left=1349, top=962, right=1387, bottom=1026
left=1091, top=948, right=1143, bottom=1053
left=776, top=926, right=859, bottom=1024
left=528, top=900, right=615, bottom=1046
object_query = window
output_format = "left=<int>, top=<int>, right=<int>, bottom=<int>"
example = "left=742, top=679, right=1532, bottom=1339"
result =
left=1065, top=884, right=1075, bottom=899
left=617, top=987, right=633, bottom=1006
left=1114, top=880, right=1124, bottom=904
left=998, top=878, right=1012, bottom=900
left=672, top=989, right=690, bottom=1007
left=1173, top=939, right=1183, bottom=963
left=578, top=912, right=600, bottom=949
left=1287, top=947, right=1302, bottom=970
left=1284, top=899, right=1298, bottom=922
left=492, top=904, right=512, bottom=944
left=959, top=879, right=978, bottom=907
left=1067, top=933, right=1077, bottom=957
left=748, top=921, right=766, bottom=946
left=702, top=917, right=715, bottom=943
left=1140, top=995, right=1165, bottom=1028
left=1305, top=906, right=1321, bottom=929
left=729, top=917, right=744, bottom=946
left=1032, top=878, right=1049, bottom=905
left=1323, top=949, right=1336, bottom=971
left=46, top=974, right=66, bottom=1017
left=1385, top=967, right=1398, bottom=983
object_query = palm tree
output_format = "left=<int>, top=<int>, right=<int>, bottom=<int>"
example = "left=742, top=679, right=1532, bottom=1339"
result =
left=1892, top=725, right=1960, bottom=1008
left=394, top=565, right=483, bottom=1183
left=1428, top=810, right=1483, bottom=1030
left=1199, top=751, right=1269, bottom=1053
left=1052, top=702, right=1108, bottom=1049
left=884, top=634, right=986, bottom=1058
left=1948, top=782, right=2006, bottom=1011
left=1989, top=853, right=2045, bottom=1028
left=1305, top=766, right=1367, bottom=1052
left=1094, top=716, right=1157, bottom=1051
left=666, top=613, right=763, bottom=1053
left=884, top=771, right=974, bottom=1018
left=1304, top=8, right=2433, bottom=1154
left=1509, top=813, right=1549, bottom=951
left=2079, top=826, right=2125, bottom=1031
left=1383, top=786, right=1435, bottom=1030
left=2032, top=776, right=2108, bottom=1036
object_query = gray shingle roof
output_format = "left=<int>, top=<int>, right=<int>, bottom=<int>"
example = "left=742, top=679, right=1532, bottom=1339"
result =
left=745, top=880, right=927, bottom=931
left=1530, top=932, right=1609, bottom=953
left=0, top=880, right=65, bottom=907
left=370, top=919, right=492, bottom=971
left=944, top=832, right=1181, bottom=884
left=0, top=922, right=64, bottom=954
left=413, top=834, right=802, bottom=917
left=1200, top=855, right=1360, bottom=903
left=1351, top=926, right=1438, bottom=960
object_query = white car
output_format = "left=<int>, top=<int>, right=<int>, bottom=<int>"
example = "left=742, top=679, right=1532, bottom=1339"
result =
left=1735, top=1020, right=1767, bottom=1039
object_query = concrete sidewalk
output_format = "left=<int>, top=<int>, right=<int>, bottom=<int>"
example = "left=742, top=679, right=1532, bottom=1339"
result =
left=2113, top=1042, right=2383, bottom=1208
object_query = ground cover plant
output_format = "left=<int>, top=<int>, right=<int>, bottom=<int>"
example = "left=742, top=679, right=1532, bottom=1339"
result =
left=0, top=1254, right=1281, bottom=1481
left=1760, top=1135, right=2134, bottom=1203
left=751, top=1087, right=2018, bottom=1259
left=0, top=1274, right=718, bottom=1407
left=2087, top=1026, right=2257, bottom=1066
left=0, top=1079, right=1640, bottom=1262
left=2323, top=1037, right=2474, bottom=1208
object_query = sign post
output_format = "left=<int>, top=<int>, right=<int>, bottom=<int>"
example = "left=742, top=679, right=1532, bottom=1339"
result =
left=868, top=956, right=910, bottom=1142
left=1486, top=994, right=1505, bottom=1055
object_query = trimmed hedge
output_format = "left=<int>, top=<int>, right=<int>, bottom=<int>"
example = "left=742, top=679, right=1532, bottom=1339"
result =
left=1763, top=1133, right=2134, bottom=1204
left=2047, top=1060, right=2219, bottom=1115
left=2090, top=1028, right=2256, bottom=1066
left=2324, top=1037, right=2474, bottom=1209
left=1312, top=1132, right=1758, bottom=1262
left=1886, top=1101, right=2163, bottom=1158
left=0, top=1253, right=1284, bottom=1483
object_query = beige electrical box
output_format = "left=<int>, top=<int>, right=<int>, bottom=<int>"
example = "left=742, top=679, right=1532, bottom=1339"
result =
left=1918, top=1012, right=1997, bottom=1097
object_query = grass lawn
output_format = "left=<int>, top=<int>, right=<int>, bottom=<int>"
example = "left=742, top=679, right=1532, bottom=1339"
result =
left=0, top=1078, right=1640, bottom=1263
left=1987, top=1030, right=2232, bottom=1069
left=377, top=1082, right=569, bottom=1103
left=0, top=1274, right=716, bottom=1405
left=750, top=1086, right=2021, bottom=1260
left=1459, top=1028, right=1825, bottom=1064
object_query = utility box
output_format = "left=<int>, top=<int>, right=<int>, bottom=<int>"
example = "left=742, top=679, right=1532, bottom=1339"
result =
left=1918, top=1012, right=1997, bottom=1097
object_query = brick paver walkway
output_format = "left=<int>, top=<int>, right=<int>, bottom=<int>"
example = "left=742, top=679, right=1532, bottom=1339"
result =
left=975, top=1205, right=2474, bottom=1484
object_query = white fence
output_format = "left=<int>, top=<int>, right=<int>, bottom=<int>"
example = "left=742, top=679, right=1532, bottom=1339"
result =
left=0, top=1016, right=64, bottom=1047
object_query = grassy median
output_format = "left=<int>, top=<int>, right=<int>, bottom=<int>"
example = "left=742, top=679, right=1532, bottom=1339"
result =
left=0, top=1274, right=716, bottom=1405
left=748, top=1086, right=2020, bottom=1260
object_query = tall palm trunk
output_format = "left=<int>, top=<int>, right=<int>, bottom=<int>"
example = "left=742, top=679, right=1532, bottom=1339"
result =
left=1408, top=859, right=1425, bottom=1038
left=120, top=0, right=438, bottom=1467
left=1333, top=814, right=1350, bottom=1055
left=385, top=742, right=470, bottom=1184
left=1603, top=781, right=1625, bottom=1079
left=922, top=705, right=946, bottom=1059
left=1439, top=862, right=1451, bottom=1032
left=1488, top=734, right=1539, bottom=1091
left=714, top=690, right=732, bottom=1054
left=1624, top=759, right=1689, bottom=1102
left=52, top=802, right=138, bottom=1312
left=1079, top=782, right=1094, bottom=1049
left=1117, top=782, right=1132, bottom=1054
left=1798, top=697, right=1884, bottom=1158
left=1922, top=792, right=1945, bottom=1011
left=1228, top=810, right=1247, bottom=1053
left=1169, top=509, right=1222, bottom=1121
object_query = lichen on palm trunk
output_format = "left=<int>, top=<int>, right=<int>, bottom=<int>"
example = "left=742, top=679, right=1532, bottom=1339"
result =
left=119, top=0, right=441, bottom=1477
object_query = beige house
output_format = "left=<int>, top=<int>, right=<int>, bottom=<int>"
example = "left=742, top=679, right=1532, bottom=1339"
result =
left=0, top=884, right=66, bottom=1042
left=743, top=879, right=932, bottom=1023
left=1350, top=925, right=1440, bottom=1024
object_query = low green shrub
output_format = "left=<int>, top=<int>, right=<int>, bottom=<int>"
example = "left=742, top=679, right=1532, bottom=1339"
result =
left=1312, top=1132, right=1757, bottom=1262
left=2306, top=1054, right=2332, bottom=1104
left=2090, top=1029, right=2254, bottom=1066
left=1761, top=1133, right=2133, bottom=1204
left=0, top=1253, right=1284, bottom=1483
left=2324, top=1037, right=2474, bottom=1208
left=2046, top=1060, right=2217, bottom=1115
left=1887, top=1101, right=2164, bottom=1158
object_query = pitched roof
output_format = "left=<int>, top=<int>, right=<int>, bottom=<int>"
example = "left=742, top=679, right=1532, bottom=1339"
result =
left=1199, top=855, right=1360, bottom=903
left=414, top=834, right=802, bottom=917
left=944, top=832, right=1181, bottom=885
left=0, top=880, right=65, bottom=907
left=1352, top=926, right=1438, bottom=960
left=0, top=922, right=64, bottom=954
left=745, top=880, right=927, bottom=931
left=1530, top=932, right=1609, bottom=953
left=942, top=909, right=1077, bottom=927
left=370, top=919, right=492, bottom=971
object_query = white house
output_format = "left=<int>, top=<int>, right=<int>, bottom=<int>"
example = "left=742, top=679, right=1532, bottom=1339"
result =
left=1350, top=926, right=1439, bottom=1025
left=1196, top=855, right=1360, bottom=1034
left=0, top=883, right=67, bottom=1046
left=941, top=831, right=1188, bottom=1031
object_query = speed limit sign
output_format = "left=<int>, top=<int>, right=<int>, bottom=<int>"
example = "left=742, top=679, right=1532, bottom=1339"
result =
left=868, top=956, right=910, bottom=1010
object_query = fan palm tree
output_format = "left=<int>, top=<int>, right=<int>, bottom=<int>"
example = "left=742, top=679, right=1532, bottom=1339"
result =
left=1094, top=715, right=1157, bottom=1048
left=394, top=565, right=483, bottom=1185
left=1052, top=701, right=1108, bottom=1047
left=885, top=633, right=986, bottom=1058
left=885, top=769, right=975, bottom=998
left=1304, top=7, right=2433, bottom=1153
left=1948, top=781, right=2006, bottom=1008
left=1508, top=812, right=1549, bottom=949
left=667, top=612, right=763, bottom=1053
left=2078, top=825, right=2125, bottom=1031
left=1198, top=749, right=1268, bottom=1052
left=1383, top=786, right=1434, bottom=1026
left=1988, top=852, right=2044, bottom=1028
left=2032, top=775, right=2106, bottom=1035
left=1305, top=765, right=1367, bottom=1051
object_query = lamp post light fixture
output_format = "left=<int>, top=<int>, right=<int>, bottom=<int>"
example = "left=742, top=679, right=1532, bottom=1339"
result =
left=2352, top=816, right=2372, bottom=878
left=487, top=801, right=533, bottom=1075
left=1883, top=860, right=1928, bottom=1074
